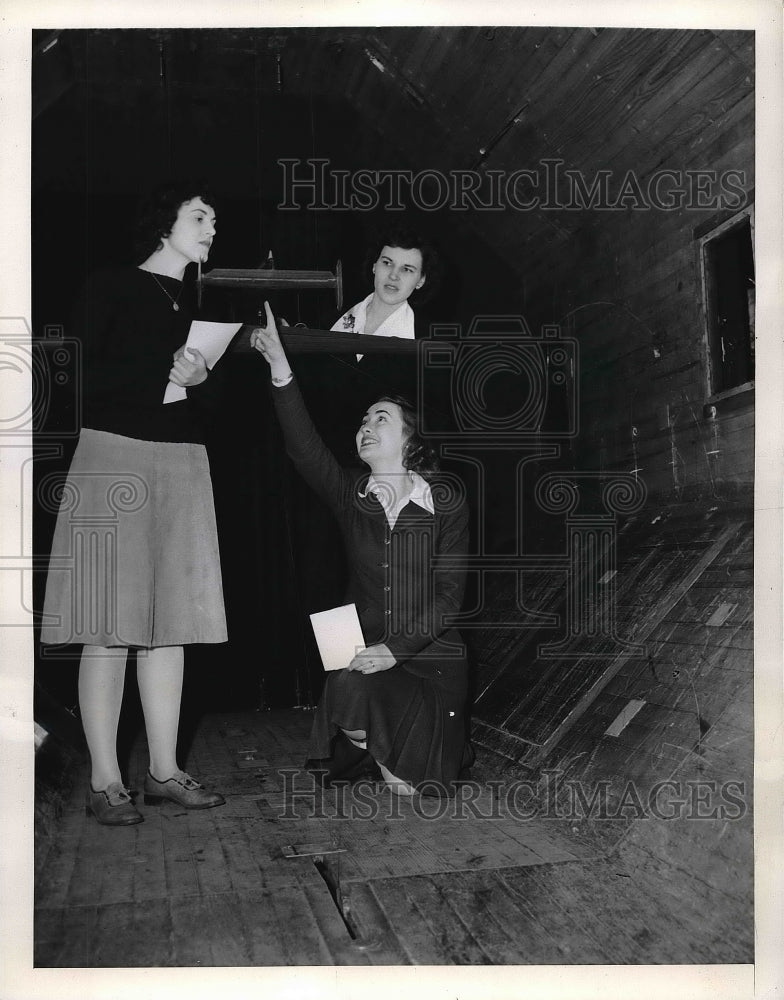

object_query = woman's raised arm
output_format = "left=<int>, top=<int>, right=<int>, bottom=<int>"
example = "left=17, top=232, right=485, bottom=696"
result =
left=251, top=301, right=351, bottom=511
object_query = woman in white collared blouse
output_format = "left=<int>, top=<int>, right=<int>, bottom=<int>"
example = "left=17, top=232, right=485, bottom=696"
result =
left=253, top=302, right=471, bottom=797
left=331, top=224, right=441, bottom=356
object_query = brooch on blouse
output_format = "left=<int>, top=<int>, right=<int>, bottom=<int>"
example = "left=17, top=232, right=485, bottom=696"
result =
left=342, top=313, right=356, bottom=331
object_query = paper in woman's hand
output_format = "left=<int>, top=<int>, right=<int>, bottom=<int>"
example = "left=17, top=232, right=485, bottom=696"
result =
left=163, top=320, right=242, bottom=403
left=309, top=603, right=366, bottom=671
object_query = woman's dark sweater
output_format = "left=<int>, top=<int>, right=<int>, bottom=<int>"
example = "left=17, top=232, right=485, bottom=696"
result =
left=74, top=266, right=221, bottom=443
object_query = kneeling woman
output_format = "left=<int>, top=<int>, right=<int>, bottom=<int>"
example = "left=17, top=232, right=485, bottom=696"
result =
left=252, top=304, right=470, bottom=796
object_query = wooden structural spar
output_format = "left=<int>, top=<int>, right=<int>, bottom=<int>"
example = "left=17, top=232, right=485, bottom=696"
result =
left=230, top=324, right=419, bottom=354
left=198, top=261, right=343, bottom=310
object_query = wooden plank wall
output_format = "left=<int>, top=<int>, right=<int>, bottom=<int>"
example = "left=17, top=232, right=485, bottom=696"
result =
left=327, top=27, right=756, bottom=498
left=467, top=498, right=754, bottom=959
left=289, top=26, right=756, bottom=498
left=41, top=31, right=756, bottom=497
left=548, top=507, right=753, bottom=959
left=460, top=38, right=756, bottom=952
left=353, top=29, right=757, bottom=952
left=514, top=33, right=755, bottom=497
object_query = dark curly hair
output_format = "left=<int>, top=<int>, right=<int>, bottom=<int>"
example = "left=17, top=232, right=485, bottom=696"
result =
left=363, top=223, right=443, bottom=306
left=372, top=393, right=440, bottom=475
left=133, top=180, right=218, bottom=264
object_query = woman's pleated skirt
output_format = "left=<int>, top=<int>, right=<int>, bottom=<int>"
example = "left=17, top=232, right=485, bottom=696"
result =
left=41, top=428, right=227, bottom=648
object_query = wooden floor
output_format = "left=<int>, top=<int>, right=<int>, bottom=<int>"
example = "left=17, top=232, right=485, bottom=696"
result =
left=35, top=709, right=750, bottom=967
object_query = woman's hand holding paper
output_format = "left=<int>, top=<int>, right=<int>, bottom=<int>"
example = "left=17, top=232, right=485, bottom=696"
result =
left=169, top=345, right=208, bottom=387
left=347, top=643, right=397, bottom=675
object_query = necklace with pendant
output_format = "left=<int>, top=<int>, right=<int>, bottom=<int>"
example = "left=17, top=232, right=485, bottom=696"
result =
left=146, top=270, right=183, bottom=311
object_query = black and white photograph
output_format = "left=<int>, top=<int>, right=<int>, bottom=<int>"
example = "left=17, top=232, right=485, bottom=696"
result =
left=1, top=1, right=782, bottom=998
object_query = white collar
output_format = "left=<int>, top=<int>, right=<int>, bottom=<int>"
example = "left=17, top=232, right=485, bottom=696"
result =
left=332, top=294, right=416, bottom=340
left=360, top=471, right=434, bottom=526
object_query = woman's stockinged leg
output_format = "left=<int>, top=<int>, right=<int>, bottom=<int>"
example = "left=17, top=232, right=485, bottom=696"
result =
left=341, top=727, right=367, bottom=748
left=378, top=763, right=416, bottom=796
left=138, top=646, right=225, bottom=809
left=137, top=645, right=184, bottom=781
left=338, top=729, right=412, bottom=792
left=78, top=645, right=129, bottom=790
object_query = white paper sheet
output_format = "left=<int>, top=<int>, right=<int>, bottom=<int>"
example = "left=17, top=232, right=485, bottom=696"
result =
left=309, top=603, right=366, bottom=671
left=163, top=320, right=243, bottom=403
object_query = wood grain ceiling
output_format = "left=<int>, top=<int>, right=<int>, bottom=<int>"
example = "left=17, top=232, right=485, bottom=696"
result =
left=40, top=26, right=754, bottom=290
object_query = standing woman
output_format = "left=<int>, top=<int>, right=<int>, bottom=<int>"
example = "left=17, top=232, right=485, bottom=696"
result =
left=41, top=182, right=228, bottom=824
left=252, top=303, right=471, bottom=796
